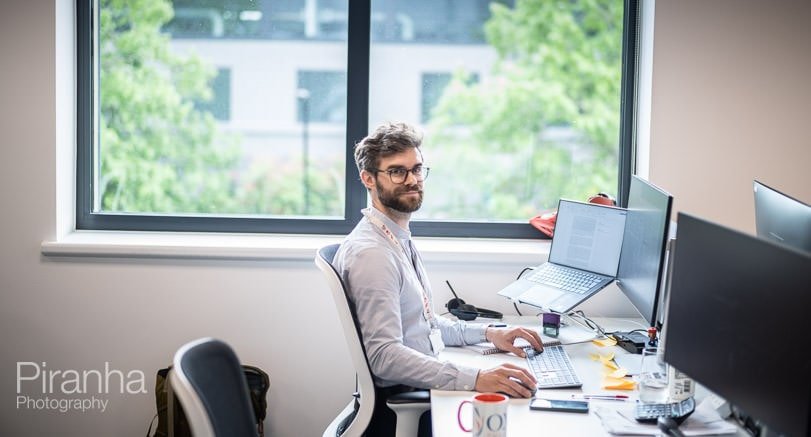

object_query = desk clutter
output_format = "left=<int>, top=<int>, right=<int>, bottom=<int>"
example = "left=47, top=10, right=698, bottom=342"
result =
left=594, top=397, right=738, bottom=436
left=477, top=177, right=811, bottom=436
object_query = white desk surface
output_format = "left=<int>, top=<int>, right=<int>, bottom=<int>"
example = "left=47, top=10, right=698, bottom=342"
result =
left=432, top=316, right=744, bottom=437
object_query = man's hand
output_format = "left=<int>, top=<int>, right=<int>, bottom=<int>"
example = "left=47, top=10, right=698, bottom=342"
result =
left=485, top=326, right=544, bottom=357
left=474, top=364, right=537, bottom=398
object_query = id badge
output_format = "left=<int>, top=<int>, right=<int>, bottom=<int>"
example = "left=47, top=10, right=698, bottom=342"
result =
left=429, top=328, right=445, bottom=354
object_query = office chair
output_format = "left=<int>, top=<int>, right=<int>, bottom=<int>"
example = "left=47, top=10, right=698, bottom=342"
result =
left=170, top=338, right=259, bottom=437
left=316, top=244, right=431, bottom=437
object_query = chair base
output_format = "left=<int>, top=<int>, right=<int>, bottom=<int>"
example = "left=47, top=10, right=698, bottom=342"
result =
left=387, top=391, right=431, bottom=437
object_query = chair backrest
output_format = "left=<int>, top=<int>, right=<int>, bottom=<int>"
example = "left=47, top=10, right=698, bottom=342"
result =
left=315, top=244, right=376, bottom=436
left=171, top=338, right=259, bottom=437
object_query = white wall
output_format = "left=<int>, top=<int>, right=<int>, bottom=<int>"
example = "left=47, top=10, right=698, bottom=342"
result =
left=2, top=0, right=809, bottom=435
left=649, top=0, right=811, bottom=232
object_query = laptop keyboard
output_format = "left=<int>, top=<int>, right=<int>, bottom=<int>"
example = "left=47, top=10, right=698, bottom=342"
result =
left=526, top=264, right=602, bottom=294
left=523, top=345, right=583, bottom=389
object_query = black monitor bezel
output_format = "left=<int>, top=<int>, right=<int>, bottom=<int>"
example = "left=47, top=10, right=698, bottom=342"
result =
left=615, top=175, right=673, bottom=328
left=664, top=212, right=811, bottom=437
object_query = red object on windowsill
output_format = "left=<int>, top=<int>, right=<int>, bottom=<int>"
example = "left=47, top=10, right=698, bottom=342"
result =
left=530, top=192, right=617, bottom=238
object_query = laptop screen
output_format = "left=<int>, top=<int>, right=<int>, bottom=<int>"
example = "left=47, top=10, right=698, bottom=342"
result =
left=549, top=200, right=627, bottom=276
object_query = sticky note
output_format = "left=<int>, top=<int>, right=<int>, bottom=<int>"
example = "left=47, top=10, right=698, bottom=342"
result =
left=607, top=368, right=628, bottom=378
left=599, top=355, right=619, bottom=370
left=589, top=353, right=600, bottom=361
left=592, top=336, right=618, bottom=347
left=602, top=377, right=637, bottom=390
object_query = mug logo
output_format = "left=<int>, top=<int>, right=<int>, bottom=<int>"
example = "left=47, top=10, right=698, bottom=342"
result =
left=486, top=413, right=505, bottom=431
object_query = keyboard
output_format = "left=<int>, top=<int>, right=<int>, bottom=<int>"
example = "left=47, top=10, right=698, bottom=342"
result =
left=523, top=345, right=583, bottom=389
left=526, top=264, right=602, bottom=294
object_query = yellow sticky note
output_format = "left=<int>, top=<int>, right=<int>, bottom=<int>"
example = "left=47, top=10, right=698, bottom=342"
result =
left=592, top=336, right=618, bottom=347
left=602, top=377, right=637, bottom=390
left=589, top=353, right=601, bottom=361
left=599, top=354, right=619, bottom=370
left=607, top=368, right=628, bottom=378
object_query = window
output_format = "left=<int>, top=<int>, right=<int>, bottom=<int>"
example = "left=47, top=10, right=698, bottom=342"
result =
left=297, top=71, right=347, bottom=124
left=195, top=68, right=231, bottom=121
left=77, top=0, right=638, bottom=237
left=421, top=72, right=479, bottom=124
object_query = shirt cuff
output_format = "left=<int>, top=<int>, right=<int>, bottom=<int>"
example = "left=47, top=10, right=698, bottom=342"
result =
left=463, top=324, right=489, bottom=345
left=453, top=365, right=479, bottom=392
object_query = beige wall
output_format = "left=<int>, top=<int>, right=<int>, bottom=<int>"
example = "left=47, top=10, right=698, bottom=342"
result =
left=649, top=0, right=811, bottom=232
left=1, top=0, right=810, bottom=435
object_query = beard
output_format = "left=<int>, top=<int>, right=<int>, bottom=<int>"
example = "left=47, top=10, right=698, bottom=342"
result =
left=375, top=180, right=424, bottom=213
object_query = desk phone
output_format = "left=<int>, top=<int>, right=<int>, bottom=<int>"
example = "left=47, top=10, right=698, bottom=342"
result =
left=634, top=397, right=695, bottom=424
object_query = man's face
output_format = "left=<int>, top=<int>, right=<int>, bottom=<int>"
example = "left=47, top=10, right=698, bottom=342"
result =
left=370, top=148, right=424, bottom=213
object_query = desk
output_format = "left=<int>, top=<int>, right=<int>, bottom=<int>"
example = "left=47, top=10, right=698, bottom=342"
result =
left=431, top=316, right=744, bottom=437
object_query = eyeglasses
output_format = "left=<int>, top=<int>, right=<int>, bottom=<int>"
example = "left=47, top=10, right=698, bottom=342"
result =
left=372, top=165, right=430, bottom=184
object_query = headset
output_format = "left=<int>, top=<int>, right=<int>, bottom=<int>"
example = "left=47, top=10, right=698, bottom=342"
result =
left=444, top=281, right=503, bottom=321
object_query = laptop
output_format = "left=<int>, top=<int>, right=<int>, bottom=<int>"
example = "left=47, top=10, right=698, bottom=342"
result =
left=497, top=199, right=627, bottom=313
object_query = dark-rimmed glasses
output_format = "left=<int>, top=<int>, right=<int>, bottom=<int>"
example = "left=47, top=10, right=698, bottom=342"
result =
left=372, top=165, right=430, bottom=184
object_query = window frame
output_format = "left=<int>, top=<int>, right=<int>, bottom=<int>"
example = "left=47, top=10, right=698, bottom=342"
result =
left=76, top=0, right=638, bottom=238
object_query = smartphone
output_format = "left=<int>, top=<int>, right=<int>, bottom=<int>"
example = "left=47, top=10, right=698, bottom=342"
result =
left=529, top=398, right=589, bottom=413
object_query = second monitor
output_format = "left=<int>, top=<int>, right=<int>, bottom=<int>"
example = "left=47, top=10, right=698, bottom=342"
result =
left=616, top=176, right=674, bottom=329
left=611, top=176, right=673, bottom=353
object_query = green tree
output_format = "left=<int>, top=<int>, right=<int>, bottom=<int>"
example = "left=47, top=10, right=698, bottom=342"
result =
left=98, top=0, right=239, bottom=213
left=425, top=0, right=623, bottom=219
left=236, top=157, right=345, bottom=217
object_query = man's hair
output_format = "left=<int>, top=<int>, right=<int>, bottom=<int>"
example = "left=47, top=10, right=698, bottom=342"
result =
left=354, top=122, right=423, bottom=174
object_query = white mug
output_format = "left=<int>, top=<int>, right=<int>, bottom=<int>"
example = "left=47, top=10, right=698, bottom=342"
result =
left=457, top=392, right=508, bottom=437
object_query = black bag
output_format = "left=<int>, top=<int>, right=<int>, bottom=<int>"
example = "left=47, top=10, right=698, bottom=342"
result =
left=147, top=365, right=270, bottom=437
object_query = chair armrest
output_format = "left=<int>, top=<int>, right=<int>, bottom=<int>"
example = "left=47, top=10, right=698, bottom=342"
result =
left=386, top=390, right=430, bottom=437
left=386, top=390, right=430, bottom=404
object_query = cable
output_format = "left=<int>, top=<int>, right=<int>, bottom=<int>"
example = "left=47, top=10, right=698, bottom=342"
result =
left=516, top=266, right=536, bottom=279
left=511, top=266, right=537, bottom=317
left=564, top=310, right=607, bottom=337
left=729, top=406, right=759, bottom=437
left=609, top=318, right=649, bottom=331
left=512, top=302, right=523, bottom=317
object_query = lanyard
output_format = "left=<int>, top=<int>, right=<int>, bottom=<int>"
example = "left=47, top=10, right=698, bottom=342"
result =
left=362, top=209, right=436, bottom=327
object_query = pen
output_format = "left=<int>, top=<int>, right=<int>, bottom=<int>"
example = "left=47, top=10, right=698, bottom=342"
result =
left=572, top=394, right=629, bottom=401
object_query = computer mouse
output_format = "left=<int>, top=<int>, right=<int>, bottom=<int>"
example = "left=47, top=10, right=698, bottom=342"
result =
left=502, top=377, right=537, bottom=398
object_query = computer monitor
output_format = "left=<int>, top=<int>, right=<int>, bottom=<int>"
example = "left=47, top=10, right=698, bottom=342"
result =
left=664, top=213, right=811, bottom=437
left=615, top=176, right=673, bottom=328
left=753, top=180, right=811, bottom=252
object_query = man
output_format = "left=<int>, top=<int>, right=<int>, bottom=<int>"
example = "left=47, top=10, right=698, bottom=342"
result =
left=332, top=122, right=542, bottom=435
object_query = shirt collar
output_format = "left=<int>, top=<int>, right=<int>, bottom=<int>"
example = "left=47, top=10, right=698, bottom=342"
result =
left=363, top=206, right=412, bottom=242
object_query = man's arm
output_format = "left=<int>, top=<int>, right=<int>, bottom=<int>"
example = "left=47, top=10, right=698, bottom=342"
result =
left=345, top=246, right=479, bottom=391
left=434, top=315, right=487, bottom=346
left=435, top=313, right=544, bottom=357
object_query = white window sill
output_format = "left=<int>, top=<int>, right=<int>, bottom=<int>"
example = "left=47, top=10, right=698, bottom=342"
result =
left=40, top=231, right=550, bottom=264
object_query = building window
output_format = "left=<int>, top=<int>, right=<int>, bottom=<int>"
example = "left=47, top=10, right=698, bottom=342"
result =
left=195, top=68, right=231, bottom=121
left=297, top=71, right=347, bottom=124
left=421, top=72, right=479, bottom=124
left=77, top=0, right=638, bottom=237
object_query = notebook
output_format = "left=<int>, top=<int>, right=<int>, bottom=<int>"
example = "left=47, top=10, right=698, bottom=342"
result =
left=497, top=199, right=627, bottom=313
left=466, top=336, right=562, bottom=355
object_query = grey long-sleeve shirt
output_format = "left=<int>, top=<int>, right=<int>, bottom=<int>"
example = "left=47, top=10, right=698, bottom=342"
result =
left=332, top=207, right=487, bottom=391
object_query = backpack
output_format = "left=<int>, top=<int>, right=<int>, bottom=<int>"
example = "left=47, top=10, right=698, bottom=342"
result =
left=146, top=365, right=269, bottom=437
